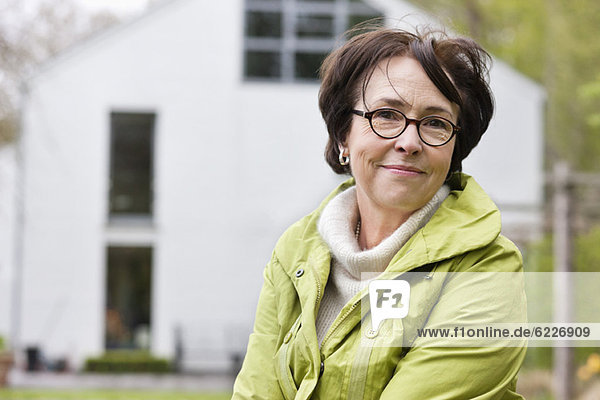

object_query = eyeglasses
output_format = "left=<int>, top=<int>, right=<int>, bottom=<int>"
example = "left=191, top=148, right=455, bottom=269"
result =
left=352, top=108, right=460, bottom=147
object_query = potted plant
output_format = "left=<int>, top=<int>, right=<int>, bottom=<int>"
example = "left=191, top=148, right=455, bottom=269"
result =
left=0, top=336, right=14, bottom=387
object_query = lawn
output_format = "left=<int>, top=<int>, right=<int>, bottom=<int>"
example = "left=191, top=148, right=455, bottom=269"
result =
left=0, top=389, right=231, bottom=400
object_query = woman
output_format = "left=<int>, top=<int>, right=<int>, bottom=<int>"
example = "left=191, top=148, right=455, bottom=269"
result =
left=232, top=27, right=526, bottom=399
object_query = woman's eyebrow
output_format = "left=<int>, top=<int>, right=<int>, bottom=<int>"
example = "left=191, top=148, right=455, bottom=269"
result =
left=371, top=97, right=454, bottom=117
left=423, top=106, right=454, bottom=117
left=371, top=97, right=409, bottom=109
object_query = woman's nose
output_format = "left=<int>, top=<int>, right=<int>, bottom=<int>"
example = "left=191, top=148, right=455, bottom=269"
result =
left=393, top=122, right=423, bottom=155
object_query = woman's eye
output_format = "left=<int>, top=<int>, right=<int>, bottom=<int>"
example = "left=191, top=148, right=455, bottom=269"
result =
left=376, top=110, right=401, bottom=121
left=424, top=118, right=449, bottom=129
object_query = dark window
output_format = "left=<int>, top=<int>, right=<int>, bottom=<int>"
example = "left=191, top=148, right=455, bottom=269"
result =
left=245, top=51, right=282, bottom=78
left=347, top=13, right=382, bottom=31
left=105, top=246, right=152, bottom=350
left=109, top=112, right=154, bottom=216
left=296, top=14, right=334, bottom=38
left=246, top=11, right=282, bottom=37
left=295, top=52, right=328, bottom=80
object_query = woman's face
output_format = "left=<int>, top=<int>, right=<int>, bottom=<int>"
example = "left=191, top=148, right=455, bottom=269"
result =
left=345, top=56, right=459, bottom=217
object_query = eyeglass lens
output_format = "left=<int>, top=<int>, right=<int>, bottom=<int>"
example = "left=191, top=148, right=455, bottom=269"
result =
left=371, top=109, right=454, bottom=145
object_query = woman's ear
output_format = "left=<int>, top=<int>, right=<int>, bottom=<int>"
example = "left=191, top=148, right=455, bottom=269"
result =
left=338, top=134, right=350, bottom=153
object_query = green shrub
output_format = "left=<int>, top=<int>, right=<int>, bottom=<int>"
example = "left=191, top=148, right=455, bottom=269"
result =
left=525, top=225, right=600, bottom=273
left=0, top=336, right=5, bottom=352
left=84, top=351, right=171, bottom=373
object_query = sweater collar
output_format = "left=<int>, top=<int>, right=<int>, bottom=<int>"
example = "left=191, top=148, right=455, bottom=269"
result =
left=317, top=185, right=450, bottom=278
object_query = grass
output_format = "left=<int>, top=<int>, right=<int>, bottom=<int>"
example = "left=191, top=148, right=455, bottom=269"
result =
left=0, top=389, right=231, bottom=400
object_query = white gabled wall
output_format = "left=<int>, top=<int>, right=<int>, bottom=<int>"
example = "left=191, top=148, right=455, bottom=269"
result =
left=21, top=0, right=339, bottom=369
left=465, top=59, right=545, bottom=240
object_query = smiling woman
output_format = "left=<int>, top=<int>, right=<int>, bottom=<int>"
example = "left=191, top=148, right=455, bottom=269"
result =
left=233, top=27, right=526, bottom=400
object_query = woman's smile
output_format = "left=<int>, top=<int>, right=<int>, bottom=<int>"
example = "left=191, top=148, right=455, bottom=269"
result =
left=380, top=163, right=425, bottom=176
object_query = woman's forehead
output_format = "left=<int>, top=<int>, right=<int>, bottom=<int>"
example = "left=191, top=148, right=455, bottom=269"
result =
left=362, top=56, right=458, bottom=116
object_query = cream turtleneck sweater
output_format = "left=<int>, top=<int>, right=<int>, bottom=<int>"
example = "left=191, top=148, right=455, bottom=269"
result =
left=315, top=184, right=450, bottom=344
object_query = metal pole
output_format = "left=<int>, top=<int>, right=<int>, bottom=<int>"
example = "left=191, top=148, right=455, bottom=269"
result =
left=552, top=161, right=574, bottom=400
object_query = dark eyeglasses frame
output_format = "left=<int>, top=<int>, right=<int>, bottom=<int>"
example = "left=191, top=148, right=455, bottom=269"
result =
left=352, top=108, right=460, bottom=147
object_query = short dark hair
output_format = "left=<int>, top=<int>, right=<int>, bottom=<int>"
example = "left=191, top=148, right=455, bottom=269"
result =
left=318, top=27, right=494, bottom=174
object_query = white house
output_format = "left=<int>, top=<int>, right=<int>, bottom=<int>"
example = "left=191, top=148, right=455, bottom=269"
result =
left=2, top=0, right=544, bottom=372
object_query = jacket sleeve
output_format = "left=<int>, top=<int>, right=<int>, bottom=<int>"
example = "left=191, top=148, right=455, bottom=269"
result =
left=380, top=238, right=527, bottom=400
left=232, top=256, right=285, bottom=399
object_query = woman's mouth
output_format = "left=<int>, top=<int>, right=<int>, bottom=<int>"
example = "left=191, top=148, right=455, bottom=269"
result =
left=381, top=164, right=425, bottom=176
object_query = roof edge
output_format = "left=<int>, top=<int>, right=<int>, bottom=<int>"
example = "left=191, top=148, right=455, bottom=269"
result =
left=25, top=0, right=187, bottom=85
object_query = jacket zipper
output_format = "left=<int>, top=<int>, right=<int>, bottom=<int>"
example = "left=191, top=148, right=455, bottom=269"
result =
left=313, top=272, right=322, bottom=315
left=320, top=299, right=361, bottom=348
left=345, top=267, right=438, bottom=398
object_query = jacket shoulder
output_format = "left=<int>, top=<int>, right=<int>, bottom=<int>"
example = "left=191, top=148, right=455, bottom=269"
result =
left=455, top=234, right=523, bottom=273
left=270, top=178, right=354, bottom=274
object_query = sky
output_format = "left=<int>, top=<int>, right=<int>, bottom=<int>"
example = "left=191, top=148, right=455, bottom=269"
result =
left=16, top=0, right=151, bottom=17
left=73, top=0, right=150, bottom=15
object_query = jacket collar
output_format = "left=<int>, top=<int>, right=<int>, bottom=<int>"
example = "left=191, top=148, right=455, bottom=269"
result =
left=275, top=172, right=501, bottom=278
left=385, top=172, right=501, bottom=273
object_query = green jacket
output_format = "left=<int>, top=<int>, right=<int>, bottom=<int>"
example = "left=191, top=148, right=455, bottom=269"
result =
left=232, top=173, right=527, bottom=399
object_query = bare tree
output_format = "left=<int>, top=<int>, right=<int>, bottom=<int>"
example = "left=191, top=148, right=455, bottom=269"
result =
left=0, top=0, right=119, bottom=145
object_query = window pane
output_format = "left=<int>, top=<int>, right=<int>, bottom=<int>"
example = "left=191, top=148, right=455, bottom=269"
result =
left=347, top=14, right=383, bottom=39
left=246, top=11, right=282, bottom=37
left=105, top=246, right=152, bottom=350
left=296, top=14, right=334, bottom=38
left=245, top=51, right=281, bottom=78
left=348, top=14, right=383, bottom=30
left=295, top=52, right=327, bottom=80
left=109, top=113, right=154, bottom=216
